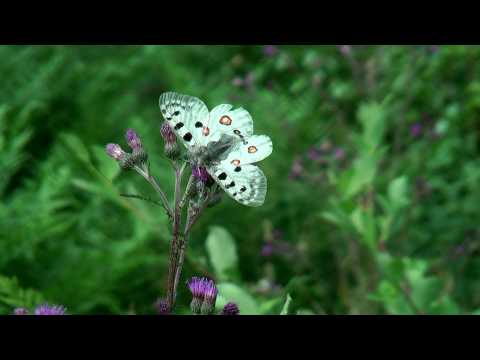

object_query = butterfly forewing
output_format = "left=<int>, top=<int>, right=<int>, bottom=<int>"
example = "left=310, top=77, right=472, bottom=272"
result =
left=159, top=92, right=209, bottom=148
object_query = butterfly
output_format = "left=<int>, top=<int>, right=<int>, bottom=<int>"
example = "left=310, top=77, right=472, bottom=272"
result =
left=159, top=92, right=273, bottom=207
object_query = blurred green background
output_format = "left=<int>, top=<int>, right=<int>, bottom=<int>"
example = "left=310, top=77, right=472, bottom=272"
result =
left=1, top=45, right=480, bottom=315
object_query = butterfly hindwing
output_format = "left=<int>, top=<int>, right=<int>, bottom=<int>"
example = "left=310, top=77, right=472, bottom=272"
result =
left=159, top=92, right=209, bottom=148
left=225, top=135, right=273, bottom=166
left=208, top=163, right=267, bottom=207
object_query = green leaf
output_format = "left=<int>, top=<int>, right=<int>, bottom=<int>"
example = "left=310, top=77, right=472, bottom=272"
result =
left=205, top=226, right=238, bottom=281
left=216, top=283, right=260, bottom=315
left=60, top=133, right=91, bottom=164
left=280, top=294, right=293, bottom=315
left=388, top=176, right=409, bottom=210
left=91, top=145, right=120, bottom=181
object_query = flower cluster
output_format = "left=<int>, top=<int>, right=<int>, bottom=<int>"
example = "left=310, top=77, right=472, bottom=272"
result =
left=187, top=277, right=218, bottom=315
left=106, top=128, right=148, bottom=169
left=14, top=303, right=67, bottom=315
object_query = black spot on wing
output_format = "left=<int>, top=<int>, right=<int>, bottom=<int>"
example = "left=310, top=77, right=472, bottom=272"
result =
left=183, top=133, right=193, bottom=142
left=195, top=122, right=203, bottom=128
left=174, top=122, right=184, bottom=130
left=218, top=173, right=227, bottom=180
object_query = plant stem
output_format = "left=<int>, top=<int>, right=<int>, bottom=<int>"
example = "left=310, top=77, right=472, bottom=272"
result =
left=134, top=164, right=173, bottom=220
left=165, top=162, right=186, bottom=310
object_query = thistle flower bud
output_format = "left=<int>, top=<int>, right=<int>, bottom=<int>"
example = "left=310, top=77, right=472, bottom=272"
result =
left=34, top=304, right=66, bottom=315
left=106, top=143, right=126, bottom=161
left=13, top=308, right=29, bottom=315
left=222, top=302, right=240, bottom=315
left=161, top=122, right=179, bottom=160
left=126, top=128, right=142, bottom=152
left=154, top=298, right=170, bottom=315
left=200, top=280, right=218, bottom=315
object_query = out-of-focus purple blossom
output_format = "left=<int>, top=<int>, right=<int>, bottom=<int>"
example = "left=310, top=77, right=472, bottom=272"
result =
left=244, top=72, right=255, bottom=88
left=154, top=298, right=170, bottom=315
left=232, top=77, right=244, bottom=87
left=307, top=147, right=322, bottom=161
left=289, top=157, right=304, bottom=180
left=34, top=304, right=66, bottom=315
left=222, top=302, right=240, bottom=315
left=125, top=128, right=142, bottom=151
left=106, top=143, right=126, bottom=161
left=430, top=45, right=440, bottom=53
left=261, top=243, right=274, bottom=257
left=334, top=148, right=346, bottom=161
left=410, top=123, right=423, bottom=138
left=263, top=45, right=279, bottom=57
left=13, top=308, right=29, bottom=315
left=338, top=45, right=352, bottom=57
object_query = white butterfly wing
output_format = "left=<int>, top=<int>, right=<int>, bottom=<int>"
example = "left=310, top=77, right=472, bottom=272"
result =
left=224, top=135, right=273, bottom=166
left=159, top=92, right=210, bottom=148
left=208, top=163, right=267, bottom=207
left=206, top=104, right=254, bottom=143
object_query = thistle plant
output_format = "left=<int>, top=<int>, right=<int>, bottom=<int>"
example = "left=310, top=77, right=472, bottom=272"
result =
left=105, top=92, right=273, bottom=314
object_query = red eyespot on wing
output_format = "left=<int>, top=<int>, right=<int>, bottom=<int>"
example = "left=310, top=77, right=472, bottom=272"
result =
left=202, top=127, right=210, bottom=136
left=231, top=159, right=241, bottom=166
left=248, top=146, right=258, bottom=153
left=219, top=116, right=232, bottom=126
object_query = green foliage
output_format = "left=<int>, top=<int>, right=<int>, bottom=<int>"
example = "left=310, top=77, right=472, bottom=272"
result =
left=1, top=45, right=480, bottom=314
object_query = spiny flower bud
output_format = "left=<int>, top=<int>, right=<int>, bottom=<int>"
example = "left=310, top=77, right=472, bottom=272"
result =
left=154, top=298, right=170, bottom=315
left=34, top=304, right=66, bottom=315
left=160, top=122, right=177, bottom=144
left=106, top=143, right=126, bottom=161
left=222, top=302, right=240, bottom=315
left=13, top=307, right=29, bottom=315
left=126, top=128, right=142, bottom=152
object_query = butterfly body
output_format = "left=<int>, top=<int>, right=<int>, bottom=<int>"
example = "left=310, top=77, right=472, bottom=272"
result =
left=159, top=92, right=272, bottom=207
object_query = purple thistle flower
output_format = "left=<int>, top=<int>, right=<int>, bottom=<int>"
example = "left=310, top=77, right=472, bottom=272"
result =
left=289, top=157, right=304, bottom=180
left=410, top=123, right=423, bottom=138
left=222, top=302, right=240, bottom=315
left=34, top=304, right=66, bottom=315
left=154, top=298, right=170, bottom=315
left=192, top=164, right=212, bottom=185
left=106, top=143, right=126, bottom=161
left=232, top=77, right=244, bottom=87
left=307, top=147, right=322, bottom=161
left=13, top=308, right=29, bottom=315
left=187, top=277, right=217, bottom=315
left=263, top=45, right=278, bottom=57
left=334, top=148, right=346, bottom=161
left=261, top=243, right=274, bottom=257
left=125, top=128, right=142, bottom=151
left=160, top=122, right=177, bottom=145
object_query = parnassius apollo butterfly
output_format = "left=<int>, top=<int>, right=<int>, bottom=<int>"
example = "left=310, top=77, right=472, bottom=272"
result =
left=159, top=92, right=273, bottom=207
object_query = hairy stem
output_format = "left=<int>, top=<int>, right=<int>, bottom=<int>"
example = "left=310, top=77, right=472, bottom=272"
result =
left=165, top=162, right=186, bottom=310
left=134, top=164, right=173, bottom=220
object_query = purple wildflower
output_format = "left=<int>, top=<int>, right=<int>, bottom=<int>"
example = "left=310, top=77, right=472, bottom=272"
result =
left=222, top=302, right=240, bottom=315
left=192, top=164, right=212, bottom=185
left=187, top=277, right=217, bottom=315
left=34, top=304, right=66, bottom=315
left=154, top=298, right=170, bottom=315
left=263, top=45, right=279, bottom=57
left=125, top=128, right=142, bottom=151
left=13, top=308, right=29, bottom=315
left=410, top=123, right=423, bottom=138
left=244, top=72, right=255, bottom=88
left=160, top=122, right=177, bottom=145
left=232, top=77, right=244, bottom=87
left=289, top=157, right=304, bottom=180
left=106, top=143, right=126, bottom=161
left=307, top=147, right=322, bottom=161
left=333, top=148, right=346, bottom=161
left=261, top=243, right=274, bottom=257
left=338, top=45, right=352, bottom=57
